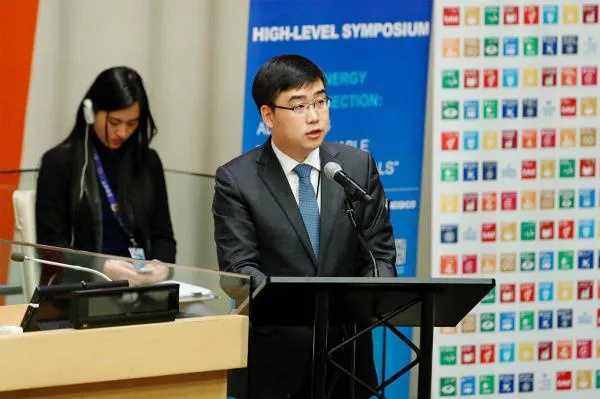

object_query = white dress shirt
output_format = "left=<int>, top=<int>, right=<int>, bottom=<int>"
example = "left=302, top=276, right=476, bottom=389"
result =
left=271, top=141, right=322, bottom=211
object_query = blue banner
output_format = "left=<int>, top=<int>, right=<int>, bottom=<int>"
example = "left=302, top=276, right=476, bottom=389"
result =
left=243, top=1, right=432, bottom=397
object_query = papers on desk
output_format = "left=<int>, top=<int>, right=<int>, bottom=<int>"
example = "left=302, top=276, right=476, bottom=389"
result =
left=158, top=280, right=215, bottom=299
left=0, top=325, right=23, bottom=335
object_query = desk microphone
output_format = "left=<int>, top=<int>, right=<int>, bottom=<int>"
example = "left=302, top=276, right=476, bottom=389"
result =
left=11, top=252, right=112, bottom=282
left=322, top=163, right=379, bottom=278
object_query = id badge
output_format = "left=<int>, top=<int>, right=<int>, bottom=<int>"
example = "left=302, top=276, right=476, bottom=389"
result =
left=128, top=247, right=147, bottom=271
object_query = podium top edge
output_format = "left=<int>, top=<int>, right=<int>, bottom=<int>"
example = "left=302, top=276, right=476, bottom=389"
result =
left=265, top=276, right=495, bottom=285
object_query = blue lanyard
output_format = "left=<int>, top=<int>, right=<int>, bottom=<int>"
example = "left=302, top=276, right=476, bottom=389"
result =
left=92, top=147, right=139, bottom=248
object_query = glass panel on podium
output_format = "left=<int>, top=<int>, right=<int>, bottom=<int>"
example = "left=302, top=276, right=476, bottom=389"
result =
left=0, top=239, right=250, bottom=326
left=0, top=168, right=219, bottom=270
left=0, top=168, right=243, bottom=313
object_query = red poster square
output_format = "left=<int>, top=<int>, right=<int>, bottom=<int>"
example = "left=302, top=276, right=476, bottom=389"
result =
left=483, top=69, right=498, bottom=88
left=582, top=67, right=598, bottom=86
left=521, top=160, right=537, bottom=179
left=480, top=344, right=495, bottom=364
left=579, top=158, right=596, bottom=177
left=520, top=282, right=535, bottom=302
left=502, top=129, right=518, bottom=149
left=539, top=221, right=554, bottom=240
left=538, top=341, right=553, bottom=361
left=500, top=283, right=516, bottom=303
left=558, top=220, right=574, bottom=239
left=561, top=98, right=577, bottom=117
left=462, top=254, right=477, bottom=274
left=461, top=345, right=476, bottom=364
left=464, top=69, right=480, bottom=88
left=441, top=131, right=459, bottom=151
left=504, top=6, right=519, bottom=25
left=524, top=5, right=539, bottom=24
left=556, top=371, right=572, bottom=390
left=542, top=68, right=557, bottom=87
left=578, top=281, right=593, bottom=300
left=463, top=193, right=478, bottom=212
left=577, top=339, right=592, bottom=359
left=583, top=5, right=599, bottom=24
left=481, top=223, right=497, bottom=242
left=541, top=129, right=556, bottom=148
left=501, top=192, right=517, bottom=210
left=443, top=7, right=460, bottom=26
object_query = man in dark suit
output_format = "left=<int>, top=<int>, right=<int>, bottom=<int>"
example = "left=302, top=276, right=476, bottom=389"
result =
left=213, top=54, right=396, bottom=399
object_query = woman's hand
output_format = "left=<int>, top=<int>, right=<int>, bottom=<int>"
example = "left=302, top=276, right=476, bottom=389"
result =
left=102, top=259, right=147, bottom=286
left=138, top=261, right=170, bottom=284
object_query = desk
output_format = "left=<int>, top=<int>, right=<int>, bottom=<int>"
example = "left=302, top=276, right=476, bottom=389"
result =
left=0, top=305, right=248, bottom=398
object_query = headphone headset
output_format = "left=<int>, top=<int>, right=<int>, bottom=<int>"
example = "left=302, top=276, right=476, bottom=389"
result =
left=78, top=99, right=95, bottom=203
left=82, top=98, right=95, bottom=125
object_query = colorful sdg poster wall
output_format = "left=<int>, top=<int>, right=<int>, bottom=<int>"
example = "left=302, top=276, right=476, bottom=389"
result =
left=431, top=1, right=600, bottom=397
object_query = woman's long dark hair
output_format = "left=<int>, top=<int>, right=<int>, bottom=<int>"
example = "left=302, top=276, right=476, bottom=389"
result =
left=67, top=66, right=158, bottom=242
left=66, top=66, right=156, bottom=157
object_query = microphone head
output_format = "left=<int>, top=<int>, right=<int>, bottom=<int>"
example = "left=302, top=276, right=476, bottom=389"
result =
left=324, top=162, right=343, bottom=180
left=11, top=252, right=26, bottom=262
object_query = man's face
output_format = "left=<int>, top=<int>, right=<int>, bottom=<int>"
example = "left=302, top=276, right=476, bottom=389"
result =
left=260, top=79, right=330, bottom=162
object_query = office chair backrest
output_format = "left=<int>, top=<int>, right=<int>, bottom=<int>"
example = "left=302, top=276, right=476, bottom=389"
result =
left=12, top=190, right=40, bottom=301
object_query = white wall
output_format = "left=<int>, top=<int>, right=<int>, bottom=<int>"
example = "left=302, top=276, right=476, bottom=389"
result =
left=21, top=0, right=248, bottom=173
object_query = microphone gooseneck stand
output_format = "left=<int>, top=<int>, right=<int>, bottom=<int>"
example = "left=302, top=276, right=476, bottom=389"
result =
left=309, top=195, right=421, bottom=399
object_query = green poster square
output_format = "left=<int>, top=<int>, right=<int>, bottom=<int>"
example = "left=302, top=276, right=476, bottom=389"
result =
left=483, top=100, right=498, bottom=119
left=442, top=70, right=460, bottom=89
left=558, top=251, right=574, bottom=270
left=441, top=162, right=459, bottom=182
left=520, top=222, right=536, bottom=241
left=480, top=313, right=496, bottom=332
left=559, top=159, right=576, bottom=178
left=519, top=311, right=534, bottom=331
left=440, top=377, right=457, bottom=397
left=442, top=100, right=459, bottom=120
left=523, top=36, right=539, bottom=56
left=559, top=189, right=575, bottom=209
left=483, top=37, right=499, bottom=56
left=484, top=6, right=500, bottom=25
left=520, top=252, right=536, bottom=272
left=440, top=346, right=457, bottom=366
left=479, top=375, right=495, bottom=394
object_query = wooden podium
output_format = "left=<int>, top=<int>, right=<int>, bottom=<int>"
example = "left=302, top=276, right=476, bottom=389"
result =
left=0, top=305, right=248, bottom=398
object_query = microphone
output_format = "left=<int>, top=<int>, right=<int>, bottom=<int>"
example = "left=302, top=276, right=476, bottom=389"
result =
left=11, top=252, right=112, bottom=282
left=322, top=162, right=380, bottom=277
left=324, top=162, right=373, bottom=203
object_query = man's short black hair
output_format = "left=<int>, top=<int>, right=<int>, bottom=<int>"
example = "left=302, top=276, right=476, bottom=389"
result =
left=252, top=54, right=327, bottom=111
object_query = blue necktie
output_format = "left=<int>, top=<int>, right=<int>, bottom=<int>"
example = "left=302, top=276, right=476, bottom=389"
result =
left=294, top=163, right=320, bottom=259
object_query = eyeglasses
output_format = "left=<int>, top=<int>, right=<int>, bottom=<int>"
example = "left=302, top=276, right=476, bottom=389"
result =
left=272, top=97, right=332, bottom=115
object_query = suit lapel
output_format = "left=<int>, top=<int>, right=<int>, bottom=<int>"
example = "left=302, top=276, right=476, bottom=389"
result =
left=318, top=143, right=344, bottom=267
left=257, top=142, right=317, bottom=266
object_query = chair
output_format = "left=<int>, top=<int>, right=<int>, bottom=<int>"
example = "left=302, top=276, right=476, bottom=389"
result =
left=12, top=190, right=40, bottom=301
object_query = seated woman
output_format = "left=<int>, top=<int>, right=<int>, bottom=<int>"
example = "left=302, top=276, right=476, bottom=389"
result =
left=36, top=66, right=176, bottom=286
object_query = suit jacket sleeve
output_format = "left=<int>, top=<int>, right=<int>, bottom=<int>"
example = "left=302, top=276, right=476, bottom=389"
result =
left=357, top=154, right=397, bottom=277
left=212, top=165, right=267, bottom=285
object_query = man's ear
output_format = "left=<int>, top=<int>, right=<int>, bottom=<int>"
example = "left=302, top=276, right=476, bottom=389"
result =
left=260, top=105, right=274, bottom=129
